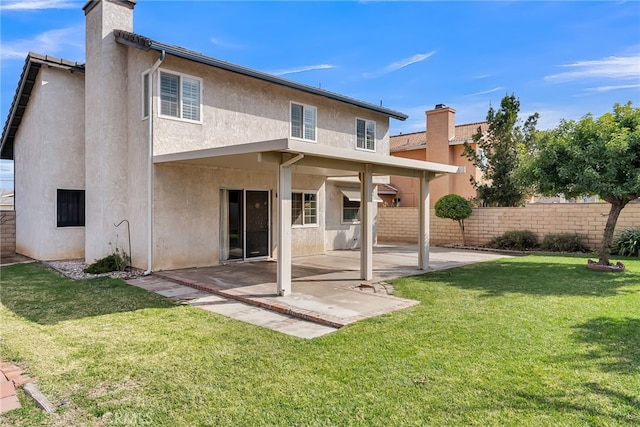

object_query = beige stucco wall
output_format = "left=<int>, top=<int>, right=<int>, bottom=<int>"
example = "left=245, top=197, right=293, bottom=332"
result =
left=151, top=55, right=390, bottom=157
left=153, top=163, right=335, bottom=270
left=324, top=181, right=376, bottom=250
left=84, top=0, right=134, bottom=263
left=14, top=67, right=85, bottom=260
left=123, top=47, right=155, bottom=270
left=378, top=203, right=640, bottom=249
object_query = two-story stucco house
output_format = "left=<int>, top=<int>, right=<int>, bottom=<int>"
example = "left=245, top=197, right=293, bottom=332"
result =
left=0, top=0, right=462, bottom=295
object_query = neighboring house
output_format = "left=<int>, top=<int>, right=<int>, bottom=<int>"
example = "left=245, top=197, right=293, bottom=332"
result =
left=390, top=104, right=488, bottom=207
left=0, top=0, right=462, bottom=295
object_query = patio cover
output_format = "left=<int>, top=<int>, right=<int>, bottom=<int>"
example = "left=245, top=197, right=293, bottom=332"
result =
left=154, top=138, right=464, bottom=296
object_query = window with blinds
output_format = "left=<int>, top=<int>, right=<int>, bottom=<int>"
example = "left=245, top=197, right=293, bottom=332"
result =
left=356, top=118, right=376, bottom=151
left=159, top=70, right=202, bottom=122
left=291, top=102, right=316, bottom=141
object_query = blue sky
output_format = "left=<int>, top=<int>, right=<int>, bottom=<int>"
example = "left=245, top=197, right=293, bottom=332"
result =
left=1, top=0, right=639, bottom=189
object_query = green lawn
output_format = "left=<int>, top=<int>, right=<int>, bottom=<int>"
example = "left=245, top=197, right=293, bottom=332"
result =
left=1, top=256, right=639, bottom=426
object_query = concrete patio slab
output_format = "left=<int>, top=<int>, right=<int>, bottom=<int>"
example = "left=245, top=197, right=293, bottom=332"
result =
left=127, top=276, right=338, bottom=339
left=155, top=245, right=509, bottom=329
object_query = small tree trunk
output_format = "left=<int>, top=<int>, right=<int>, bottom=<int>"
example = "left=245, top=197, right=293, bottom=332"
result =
left=458, top=219, right=467, bottom=246
left=599, top=199, right=626, bottom=265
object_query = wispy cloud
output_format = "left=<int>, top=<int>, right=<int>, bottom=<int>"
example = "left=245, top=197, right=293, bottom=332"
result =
left=1, top=25, right=83, bottom=61
left=364, top=51, right=436, bottom=78
left=271, top=64, right=335, bottom=76
left=585, top=83, right=640, bottom=93
left=210, top=37, right=243, bottom=50
left=469, top=87, right=503, bottom=96
left=0, top=0, right=76, bottom=11
left=544, top=54, right=640, bottom=82
left=384, top=52, right=436, bottom=73
left=472, top=73, right=492, bottom=80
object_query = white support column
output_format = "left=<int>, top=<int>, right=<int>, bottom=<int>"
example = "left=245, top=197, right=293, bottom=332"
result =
left=418, top=172, right=430, bottom=270
left=360, top=164, right=374, bottom=281
left=277, top=163, right=292, bottom=296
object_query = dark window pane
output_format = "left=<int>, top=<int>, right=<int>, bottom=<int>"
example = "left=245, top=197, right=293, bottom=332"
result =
left=57, top=189, right=85, bottom=227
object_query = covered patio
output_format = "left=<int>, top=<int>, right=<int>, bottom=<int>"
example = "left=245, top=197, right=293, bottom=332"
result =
left=153, top=139, right=464, bottom=297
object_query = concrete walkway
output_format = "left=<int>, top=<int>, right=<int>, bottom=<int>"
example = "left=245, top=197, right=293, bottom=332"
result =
left=126, top=275, right=338, bottom=339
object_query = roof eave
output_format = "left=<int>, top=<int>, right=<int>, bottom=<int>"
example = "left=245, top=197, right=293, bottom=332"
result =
left=113, top=30, right=408, bottom=121
left=1, top=53, right=84, bottom=160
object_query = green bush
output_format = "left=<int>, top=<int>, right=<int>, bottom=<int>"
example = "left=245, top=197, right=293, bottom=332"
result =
left=84, top=251, right=129, bottom=274
left=541, top=233, right=589, bottom=253
left=613, top=228, right=640, bottom=257
left=488, top=230, right=538, bottom=251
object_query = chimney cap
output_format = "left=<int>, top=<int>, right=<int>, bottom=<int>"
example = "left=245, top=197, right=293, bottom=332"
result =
left=435, top=103, right=446, bottom=109
left=83, top=0, right=136, bottom=15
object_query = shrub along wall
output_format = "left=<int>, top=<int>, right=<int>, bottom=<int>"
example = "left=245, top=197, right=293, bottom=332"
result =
left=378, top=203, right=640, bottom=249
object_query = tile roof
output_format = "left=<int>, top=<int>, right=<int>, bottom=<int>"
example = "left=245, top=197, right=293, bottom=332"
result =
left=389, top=131, right=426, bottom=152
left=450, top=121, right=488, bottom=144
left=114, top=30, right=408, bottom=121
left=1, top=53, right=85, bottom=160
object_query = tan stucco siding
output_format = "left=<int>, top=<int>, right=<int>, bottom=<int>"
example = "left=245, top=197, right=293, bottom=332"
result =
left=291, top=174, right=326, bottom=256
left=15, top=67, right=85, bottom=260
left=84, top=1, right=133, bottom=263
left=124, top=47, right=155, bottom=269
left=152, top=163, right=333, bottom=270
left=323, top=181, right=377, bottom=251
left=150, top=55, right=391, bottom=157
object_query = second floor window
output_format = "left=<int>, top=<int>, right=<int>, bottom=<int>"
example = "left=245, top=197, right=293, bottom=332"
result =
left=291, top=103, right=316, bottom=141
left=356, top=118, right=376, bottom=151
left=160, top=71, right=202, bottom=122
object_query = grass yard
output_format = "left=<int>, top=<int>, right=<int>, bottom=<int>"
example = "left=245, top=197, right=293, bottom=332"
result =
left=1, top=255, right=639, bottom=426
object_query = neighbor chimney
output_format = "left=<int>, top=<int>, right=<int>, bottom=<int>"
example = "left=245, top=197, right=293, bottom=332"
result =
left=426, top=104, right=456, bottom=145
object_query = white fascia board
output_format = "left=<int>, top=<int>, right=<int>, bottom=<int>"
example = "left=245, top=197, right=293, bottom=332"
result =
left=153, top=138, right=464, bottom=175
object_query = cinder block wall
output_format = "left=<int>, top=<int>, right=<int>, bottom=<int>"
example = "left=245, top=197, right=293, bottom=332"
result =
left=378, top=203, right=640, bottom=249
left=1, top=211, right=16, bottom=255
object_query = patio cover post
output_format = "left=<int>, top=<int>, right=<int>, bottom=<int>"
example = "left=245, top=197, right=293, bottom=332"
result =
left=418, top=172, right=430, bottom=270
left=277, top=163, right=292, bottom=296
left=360, top=164, right=374, bottom=281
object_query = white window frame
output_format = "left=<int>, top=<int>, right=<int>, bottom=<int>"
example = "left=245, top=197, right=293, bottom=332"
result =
left=290, top=102, right=317, bottom=142
left=341, top=195, right=360, bottom=224
left=142, top=70, right=150, bottom=120
left=291, top=191, right=318, bottom=228
left=158, top=68, right=203, bottom=124
left=355, top=117, right=376, bottom=152
left=477, top=147, right=487, bottom=168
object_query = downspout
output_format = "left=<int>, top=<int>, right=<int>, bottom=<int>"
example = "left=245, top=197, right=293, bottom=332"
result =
left=144, top=50, right=165, bottom=275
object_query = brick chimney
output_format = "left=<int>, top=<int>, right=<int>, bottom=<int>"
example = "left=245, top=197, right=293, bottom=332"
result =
left=82, top=0, right=136, bottom=262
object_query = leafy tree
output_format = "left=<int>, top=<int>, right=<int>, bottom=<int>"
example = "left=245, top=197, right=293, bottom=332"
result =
left=463, top=94, right=538, bottom=207
left=518, top=102, right=640, bottom=265
left=434, top=194, right=473, bottom=245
